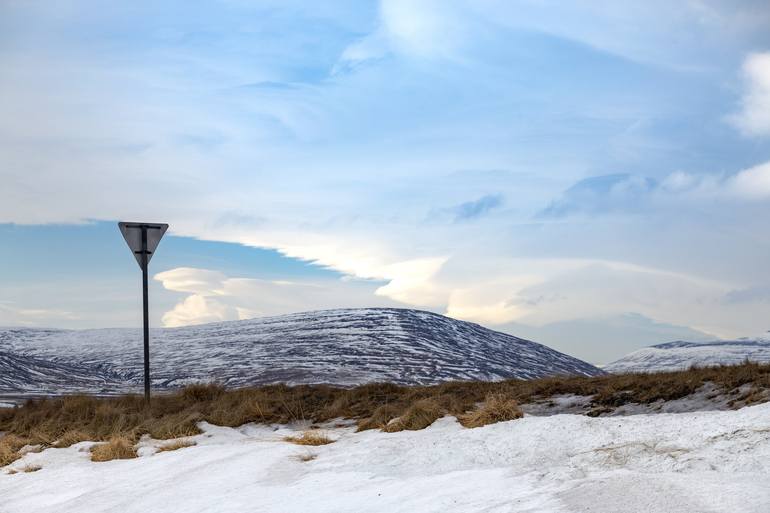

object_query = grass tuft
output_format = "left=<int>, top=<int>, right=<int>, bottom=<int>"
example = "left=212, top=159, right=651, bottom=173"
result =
left=283, top=431, right=334, bottom=446
left=90, top=436, right=137, bottom=462
left=157, top=440, right=196, bottom=453
left=0, top=434, right=29, bottom=467
left=383, top=398, right=442, bottom=432
left=459, top=393, right=523, bottom=428
left=54, top=430, right=91, bottom=448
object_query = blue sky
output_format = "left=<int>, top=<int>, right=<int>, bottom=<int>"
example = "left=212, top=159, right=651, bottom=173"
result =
left=2, top=1, right=770, bottom=364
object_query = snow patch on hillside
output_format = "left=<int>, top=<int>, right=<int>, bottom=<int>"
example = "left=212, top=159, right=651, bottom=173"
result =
left=0, top=308, right=602, bottom=398
left=606, top=337, right=770, bottom=373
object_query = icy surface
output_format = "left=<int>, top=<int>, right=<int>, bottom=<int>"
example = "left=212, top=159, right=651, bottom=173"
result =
left=0, top=308, right=601, bottom=397
left=605, top=336, right=770, bottom=373
left=2, top=403, right=769, bottom=512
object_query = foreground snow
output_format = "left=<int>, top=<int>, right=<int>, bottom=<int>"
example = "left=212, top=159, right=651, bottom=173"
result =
left=2, top=403, right=770, bottom=513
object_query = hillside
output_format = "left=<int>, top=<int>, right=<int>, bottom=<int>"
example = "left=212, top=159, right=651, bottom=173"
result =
left=0, top=308, right=602, bottom=397
left=606, top=335, right=770, bottom=373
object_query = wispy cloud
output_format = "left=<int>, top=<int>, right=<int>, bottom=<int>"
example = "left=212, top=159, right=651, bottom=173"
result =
left=0, top=303, right=80, bottom=327
left=451, top=194, right=504, bottom=221
left=539, top=174, right=656, bottom=218
left=730, top=52, right=770, bottom=137
left=541, top=161, right=770, bottom=218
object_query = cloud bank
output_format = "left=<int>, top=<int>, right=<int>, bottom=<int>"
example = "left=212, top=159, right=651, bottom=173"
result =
left=155, top=267, right=398, bottom=327
left=1, top=0, right=770, bottom=355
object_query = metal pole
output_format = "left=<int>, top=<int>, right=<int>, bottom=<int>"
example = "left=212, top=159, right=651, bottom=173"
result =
left=141, top=226, right=150, bottom=404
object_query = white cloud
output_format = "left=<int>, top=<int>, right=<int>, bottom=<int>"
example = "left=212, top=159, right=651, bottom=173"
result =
left=335, top=0, right=470, bottom=69
left=661, top=161, right=770, bottom=200
left=542, top=161, right=770, bottom=217
left=730, top=52, right=770, bottom=136
left=161, top=294, right=235, bottom=327
left=379, top=0, right=467, bottom=58
left=154, top=268, right=229, bottom=296
left=0, top=303, right=80, bottom=327
left=728, top=161, right=770, bottom=198
left=373, top=257, right=448, bottom=306
left=443, top=258, right=768, bottom=339
left=154, top=267, right=399, bottom=327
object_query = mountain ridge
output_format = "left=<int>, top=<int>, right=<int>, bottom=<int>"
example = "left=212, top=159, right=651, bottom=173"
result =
left=605, top=335, right=770, bottom=373
left=0, top=308, right=602, bottom=397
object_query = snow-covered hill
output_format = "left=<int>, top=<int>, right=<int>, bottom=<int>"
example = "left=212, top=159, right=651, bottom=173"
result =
left=0, top=308, right=602, bottom=396
left=605, top=335, right=770, bottom=373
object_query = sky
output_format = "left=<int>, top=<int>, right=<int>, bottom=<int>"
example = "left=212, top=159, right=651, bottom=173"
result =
left=1, top=0, right=770, bottom=365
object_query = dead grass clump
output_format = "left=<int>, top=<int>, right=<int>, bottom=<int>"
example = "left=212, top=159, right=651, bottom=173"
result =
left=54, top=430, right=94, bottom=448
left=356, top=402, right=403, bottom=431
left=459, top=393, right=523, bottom=428
left=383, top=398, right=443, bottom=432
left=283, top=431, right=334, bottom=446
left=21, top=464, right=42, bottom=473
left=181, top=383, right=225, bottom=402
left=141, top=412, right=203, bottom=440
left=0, top=434, right=29, bottom=467
left=90, top=436, right=137, bottom=462
left=157, top=439, right=196, bottom=452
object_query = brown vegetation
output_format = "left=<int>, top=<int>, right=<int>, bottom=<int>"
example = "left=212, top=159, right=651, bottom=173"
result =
left=157, top=440, right=196, bottom=453
left=0, top=362, right=768, bottom=467
left=90, top=436, right=137, bottom=462
left=54, top=430, right=92, bottom=448
left=284, top=431, right=334, bottom=446
left=383, top=398, right=442, bottom=432
left=458, top=393, right=524, bottom=428
left=0, top=434, right=29, bottom=467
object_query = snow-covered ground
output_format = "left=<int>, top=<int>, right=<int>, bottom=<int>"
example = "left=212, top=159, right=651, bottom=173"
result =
left=2, top=403, right=769, bottom=513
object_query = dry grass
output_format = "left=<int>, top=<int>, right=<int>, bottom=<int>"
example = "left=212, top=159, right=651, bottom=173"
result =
left=284, top=431, right=334, bottom=446
left=157, top=440, right=196, bottom=452
left=383, top=398, right=442, bottom=432
left=0, top=362, right=768, bottom=467
left=0, top=434, right=30, bottom=467
left=90, top=436, right=137, bottom=462
left=21, top=464, right=42, bottom=473
left=459, top=393, right=523, bottom=428
left=54, top=430, right=92, bottom=448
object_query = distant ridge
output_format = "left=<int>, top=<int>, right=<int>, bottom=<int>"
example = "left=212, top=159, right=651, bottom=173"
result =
left=605, top=335, right=770, bottom=373
left=0, top=308, right=602, bottom=397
